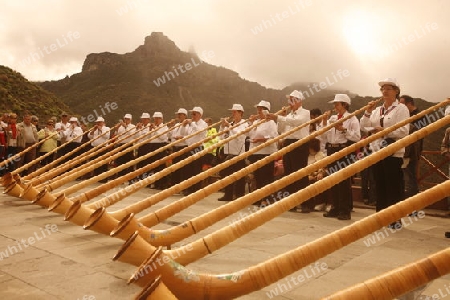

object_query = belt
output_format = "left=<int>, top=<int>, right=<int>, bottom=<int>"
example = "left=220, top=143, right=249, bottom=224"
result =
left=327, top=143, right=347, bottom=148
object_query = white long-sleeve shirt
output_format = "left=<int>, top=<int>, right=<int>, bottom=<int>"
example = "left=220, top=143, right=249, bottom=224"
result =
left=88, top=126, right=110, bottom=147
left=277, top=107, right=310, bottom=139
left=320, top=111, right=361, bottom=145
left=248, top=119, right=278, bottom=155
left=116, top=123, right=136, bottom=144
left=63, top=126, right=83, bottom=143
left=360, top=100, right=409, bottom=157
left=220, top=120, right=248, bottom=156
left=149, top=123, right=169, bottom=143
left=185, top=119, right=208, bottom=146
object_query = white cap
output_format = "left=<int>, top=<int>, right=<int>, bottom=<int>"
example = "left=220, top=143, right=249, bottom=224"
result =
left=69, top=117, right=79, bottom=123
left=328, top=94, right=351, bottom=105
left=255, top=100, right=271, bottom=111
left=378, top=78, right=400, bottom=88
left=286, top=90, right=305, bottom=101
left=124, top=113, right=132, bottom=119
left=153, top=112, right=163, bottom=118
left=95, top=117, right=105, bottom=122
left=189, top=106, right=203, bottom=115
left=228, top=104, right=244, bottom=111
left=140, top=113, right=150, bottom=119
left=175, top=108, right=188, bottom=115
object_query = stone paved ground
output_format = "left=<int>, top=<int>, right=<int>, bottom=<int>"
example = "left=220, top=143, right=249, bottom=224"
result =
left=0, top=182, right=449, bottom=300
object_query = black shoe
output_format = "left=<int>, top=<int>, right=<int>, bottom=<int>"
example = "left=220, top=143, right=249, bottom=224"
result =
left=388, top=221, right=402, bottom=230
left=218, top=196, right=232, bottom=201
left=323, top=210, right=339, bottom=218
left=298, top=206, right=311, bottom=213
left=337, top=213, right=351, bottom=220
left=445, top=232, right=450, bottom=238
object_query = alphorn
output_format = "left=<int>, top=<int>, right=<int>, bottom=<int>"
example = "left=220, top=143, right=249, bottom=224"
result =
left=13, top=122, right=180, bottom=204
left=21, top=118, right=225, bottom=206
left=83, top=108, right=336, bottom=237
left=19, top=126, right=99, bottom=180
left=324, top=247, right=450, bottom=299
left=83, top=98, right=384, bottom=240
left=0, top=132, right=58, bottom=186
left=24, top=124, right=131, bottom=180
left=11, top=126, right=113, bottom=178
left=113, top=111, right=450, bottom=300
left=31, top=121, right=152, bottom=188
left=107, top=100, right=450, bottom=254
left=35, top=117, right=225, bottom=188
left=35, top=121, right=180, bottom=191
left=0, top=131, right=57, bottom=171
left=59, top=108, right=290, bottom=227
left=4, top=121, right=145, bottom=198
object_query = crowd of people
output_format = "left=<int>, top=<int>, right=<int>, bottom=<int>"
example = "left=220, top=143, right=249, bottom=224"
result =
left=0, top=78, right=449, bottom=235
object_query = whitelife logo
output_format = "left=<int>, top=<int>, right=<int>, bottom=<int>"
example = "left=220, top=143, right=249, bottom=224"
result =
left=153, top=51, right=215, bottom=87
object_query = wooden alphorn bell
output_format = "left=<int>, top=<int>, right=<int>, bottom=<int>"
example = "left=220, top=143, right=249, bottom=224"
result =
left=113, top=104, right=450, bottom=300
left=58, top=110, right=282, bottom=225
left=110, top=99, right=449, bottom=266
left=324, top=247, right=450, bottom=299
left=0, top=132, right=58, bottom=186
left=83, top=99, right=384, bottom=245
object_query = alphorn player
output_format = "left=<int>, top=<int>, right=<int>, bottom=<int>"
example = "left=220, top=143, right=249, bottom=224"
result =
left=170, top=108, right=189, bottom=189
left=147, top=112, right=169, bottom=189
left=266, top=90, right=311, bottom=212
left=321, top=94, right=361, bottom=220
left=88, top=116, right=110, bottom=181
left=61, top=116, right=83, bottom=167
left=182, top=106, right=208, bottom=195
left=114, top=113, right=136, bottom=182
left=218, top=104, right=248, bottom=201
left=55, top=111, right=70, bottom=159
left=135, top=112, right=152, bottom=182
left=360, top=78, right=409, bottom=229
left=247, top=100, right=278, bottom=206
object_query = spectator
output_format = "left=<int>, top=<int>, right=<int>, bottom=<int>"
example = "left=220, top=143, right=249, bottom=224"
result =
left=37, top=119, right=60, bottom=166
left=399, top=95, right=423, bottom=199
left=15, top=112, right=39, bottom=175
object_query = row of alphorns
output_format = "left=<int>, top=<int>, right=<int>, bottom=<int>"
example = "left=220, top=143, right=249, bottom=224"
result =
left=2, top=99, right=450, bottom=299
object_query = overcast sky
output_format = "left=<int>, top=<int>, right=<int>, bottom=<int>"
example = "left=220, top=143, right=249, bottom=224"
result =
left=1, top=0, right=449, bottom=102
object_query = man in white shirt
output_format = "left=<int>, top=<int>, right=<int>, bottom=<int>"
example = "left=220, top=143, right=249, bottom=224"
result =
left=143, top=112, right=170, bottom=189
left=114, top=113, right=136, bottom=180
left=170, top=108, right=190, bottom=188
left=218, top=104, right=248, bottom=201
left=88, top=116, right=110, bottom=181
left=55, top=112, right=70, bottom=158
left=182, top=106, right=208, bottom=195
left=266, top=90, right=310, bottom=211
left=62, top=116, right=83, bottom=166
left=135, top=112, right=152, bottom=180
